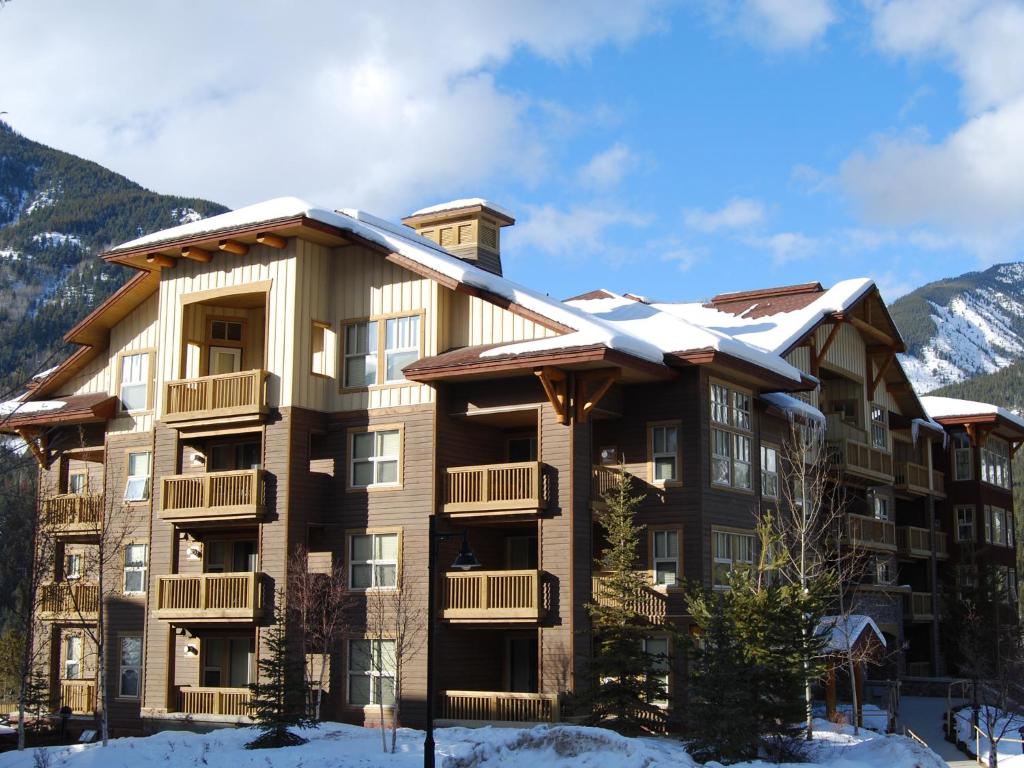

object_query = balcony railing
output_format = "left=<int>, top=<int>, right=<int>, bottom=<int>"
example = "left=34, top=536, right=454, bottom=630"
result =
left=894, top=462, right=930, bottom=496
left=163, top=369, right=268, bottom=424
left=155, top=572, right=267, bottom=622
left=41, top=582, right=98, bottom=621
left=591, top=574, right=667, bottom=623
left=160, top=469, right=264, bottom=523
left=440, top=690, right=559, bottom=724
left=897, top=526, right=949, bottom=559
left=442, top=570, right=545, bottom=622
left=443, top=462, right=544, bottom=516
left=60, top=680, right=95, bottom=714
left=931, top=470, right=946, bottom=498
left=178, top=686, right=251, bottom=717
left=826, top=414, right=893, bottom=482
left=846, top=514, right=897, bottom=551
left=591, top=465, right=632, bottom=512
left=905, top=591, right=935, bottom=622
left=41, top=493, right=103, bottom=535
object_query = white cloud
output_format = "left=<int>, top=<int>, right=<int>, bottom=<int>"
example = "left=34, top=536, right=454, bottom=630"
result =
left=509, top=204, right=651, bottom=261
left=577, top=143, right=637, bottom=189
left=744, top=231, right=820, bottom=265
left=0, top=1, right=666, bottom=213
left=703, top=0, right=837, bottom=49
left=684, top=197, right=766, bottom=232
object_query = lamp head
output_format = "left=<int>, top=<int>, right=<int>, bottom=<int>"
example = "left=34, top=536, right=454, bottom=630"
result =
left=450, top=533, right=481, bottom=571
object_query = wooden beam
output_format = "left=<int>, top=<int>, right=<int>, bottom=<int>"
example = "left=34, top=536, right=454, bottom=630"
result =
left=218, top=239, right=249, bottom=256
left=813, top=319, right=844, bottom=370
left=535, top=367, right=568, bottom=425
left=847, top=315, right=899, bottom=348
left=574, top=368, right=620, bottom=422
left=869, top=352, right=895, bottom=399
left=180, top=246, right=213, bottom=262
left=256, top=232, right=287, bottom=249
left=16, top=429, right=48, bottom=469
left=145, top=253, right=177, bottom=268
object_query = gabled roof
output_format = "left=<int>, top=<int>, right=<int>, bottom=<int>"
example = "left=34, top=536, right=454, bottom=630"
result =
left=0, top=393, right=117, bottom=429
left=921, top=395, right=1024, bottom=439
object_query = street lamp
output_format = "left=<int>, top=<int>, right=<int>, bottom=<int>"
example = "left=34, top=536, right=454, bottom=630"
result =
left=424, top=516, right=480, bottom=768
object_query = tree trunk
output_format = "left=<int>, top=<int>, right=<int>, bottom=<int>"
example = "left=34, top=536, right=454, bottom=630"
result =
left=847, top=654, right=859, bottom=735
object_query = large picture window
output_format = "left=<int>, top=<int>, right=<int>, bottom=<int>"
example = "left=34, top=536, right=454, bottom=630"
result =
left=118, top=352, right=150, bottom=411
left=981, top=437, right=1010, bottom=489
left=713, top=529, right=755, bottom=590
left=710, top=383, right=752, bottom=490
left=343, top=314, right=421, bottom=388
left=349, top=532, right=399, bottom=589
left=347, top=639, right=395, bottom=707
left=350, top=428, right=401, bottom=488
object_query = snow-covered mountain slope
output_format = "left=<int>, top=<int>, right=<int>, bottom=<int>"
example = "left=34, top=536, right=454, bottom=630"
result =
left=890, top=262, right=1024, bottom=393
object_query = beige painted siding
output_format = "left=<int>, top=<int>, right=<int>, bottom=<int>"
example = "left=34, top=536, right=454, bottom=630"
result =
left=446, top=292, right=557, bottom=349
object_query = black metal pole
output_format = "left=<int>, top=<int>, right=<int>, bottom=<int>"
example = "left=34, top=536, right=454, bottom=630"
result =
left=424, top=514, right=436, bottom=768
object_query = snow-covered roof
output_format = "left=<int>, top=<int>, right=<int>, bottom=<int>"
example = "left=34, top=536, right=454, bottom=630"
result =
left=407, top=197, right=514, bottom=220
left=760, top=392, right=825, bottom=426
left=108, top=198, right=809, bottom=382
left=816, top=615, right=886, bottom=653
left=0, top=398, right=65, bottom=416
left=920, top=396, right=1024, bottom=431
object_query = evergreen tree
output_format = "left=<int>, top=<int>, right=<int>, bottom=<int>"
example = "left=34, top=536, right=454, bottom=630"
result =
left=586, top=469, right=672, bottom=734
left=684, top=595, right=760, bottom=763
left=22, top=668, right=50, bottom=736
left=246, top=593, right=314, bottom=749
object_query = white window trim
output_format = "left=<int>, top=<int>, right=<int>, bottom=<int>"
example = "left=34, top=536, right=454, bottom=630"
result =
left=349, top=427, right=402, bottom=489
left=648, top=422, right=680, bottom=486
left=124, top=450, right=152, bottom=502
left=955, top=506, right=975, bottom=543
left=710, top=382, right=753, bottom=491
left=712, top=528, right=755, bottom=591
left=870, top=403, right=888, bottom=451
left=346, top=638, right=396, bottom=708
left=64, top=635, right=82, bottom=680
left=760, top=444, right=779, bottom=499
left=383, top=315, right=420, bottom=384
left=348, top=531, right=400, bottom=591
left=123, top=543, right=148, bottom=595
left=118, top=351, right=152, bottom=413
left=981, top=436, right=1011, bottom=489
left=651, top=528, right=680, bottom=587
left=65, top=553, right=82, bottom=580
left=343, top=320, right=379, bottom=389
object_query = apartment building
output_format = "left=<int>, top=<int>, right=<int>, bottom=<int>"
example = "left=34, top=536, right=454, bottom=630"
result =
left=3, top=196, right=1017, bottom=735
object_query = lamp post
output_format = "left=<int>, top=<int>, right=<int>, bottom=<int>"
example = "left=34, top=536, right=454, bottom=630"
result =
left=424, top=515, right=480, bottom=768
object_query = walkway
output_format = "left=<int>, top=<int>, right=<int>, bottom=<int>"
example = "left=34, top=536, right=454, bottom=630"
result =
left=900, top=695, right=976, bottom=768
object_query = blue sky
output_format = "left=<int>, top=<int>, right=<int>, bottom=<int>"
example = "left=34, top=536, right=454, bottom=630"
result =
left=3, top=1, right=1023, bottom=304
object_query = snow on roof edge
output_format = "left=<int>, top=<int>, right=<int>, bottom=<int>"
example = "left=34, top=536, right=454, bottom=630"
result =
left=920, top=396, right=1024, bottom=431
left=408, top=198, right=514, bottom=220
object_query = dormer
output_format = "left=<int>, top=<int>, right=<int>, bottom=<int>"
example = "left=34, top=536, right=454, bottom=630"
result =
left=402, top=198, right=514, bottom=276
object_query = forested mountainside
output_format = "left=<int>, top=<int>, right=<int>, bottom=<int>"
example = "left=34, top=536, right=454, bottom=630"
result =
left=890, top=262, right=1024, bottom=393
left=0, top=121, right=227, bottom=397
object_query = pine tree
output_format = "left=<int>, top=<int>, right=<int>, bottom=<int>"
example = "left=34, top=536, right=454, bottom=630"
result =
left=586, top=469, right=672, bottom=734
left=685, top=595, right=760, bottom=763
left=246, top=593, right=314, bottom=749
left=22, top=668, right=50, bottom=736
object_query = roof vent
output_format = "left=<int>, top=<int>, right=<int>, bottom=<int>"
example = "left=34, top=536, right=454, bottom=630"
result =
left=402, top=199, right=514, bottom=276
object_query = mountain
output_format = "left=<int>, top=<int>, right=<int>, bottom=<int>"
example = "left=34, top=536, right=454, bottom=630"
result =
left=0, top=122, right=228, bottom=396
left=890, top=262, right=1024, bottom=394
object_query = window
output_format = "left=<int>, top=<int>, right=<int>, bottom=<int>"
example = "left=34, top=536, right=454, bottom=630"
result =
left=981, top=437, right=1011, bottom=489
left=507, top=436, right=537, bottom=462
left=761, top=445, right=779, bottom=498
left=210, top=320, right=243, bottom=342
left=67, top=472, right=86, bottom=495
left=343, top=315, right=421, bottom=388
left=384, top=316, right=420, bottom=383
left=875, top=556, right=894, bottom=586
left=350, top=429, right=401, bottom=488
left=344, top=321, right=378, bottom=388
left=985, top=506, right=1012, bottom=547
left=209, top=441, right=261, bottom=471
left=641, top=635, right=670, bottom=708
left=651, top=529, right=679, bottom=587
left=1009, top=567, right=1019, bottom=604
left=118, top=352, right=150, bottom=411
left=64, top=635, right=82, bottom=680
left=349, top=532, right=399, bottom=589
left=311, top=321, right=336, bottom=377
left=347, top=639, right=395, bottom=706
left=124, top=451, right=151, bottom=502
left=710, top=383, right=752, bottom=490
left=119, top=636, right=142, bottom=697
left=123, top=544, right=148, bottom=594
left=870, top=404, right=888, bottom=450
left=872, top=493, right=889, bottom=521
left=713, top=529, right=755, bottom=590
left=953, top=432, right=972, bottom=481
left=955, top=506, right=975, bottom=542
left=648, top=423, right=679, bottom=484
left=65, top=553, right=82, bottom=580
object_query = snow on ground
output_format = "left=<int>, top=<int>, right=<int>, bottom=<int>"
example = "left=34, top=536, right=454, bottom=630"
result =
left=30, top=232, right=82, bottom=249
left=955, top=706, right=1024, bottom=768
left=0, top=719, right=945, bottom=768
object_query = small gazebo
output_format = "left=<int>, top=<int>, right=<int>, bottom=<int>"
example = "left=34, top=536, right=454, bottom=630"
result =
left=816, top=615, right=887, bottom=726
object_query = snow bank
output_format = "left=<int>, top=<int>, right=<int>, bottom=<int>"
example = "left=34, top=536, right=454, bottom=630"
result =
left=921, top=396, right=1024, bottom=431
left=0, top=719, right=947, bottom=768
left=954, top=706, right=1024, bottom=768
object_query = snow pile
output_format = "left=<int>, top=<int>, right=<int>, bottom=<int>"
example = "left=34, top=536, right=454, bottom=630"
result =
left=0, top=398, right=65, bottom=416
left=954, top=706, right=1024, bottom=768
left=0, top=720, right=947, bottom=768
left=921, top=395, right=1024, bottom=431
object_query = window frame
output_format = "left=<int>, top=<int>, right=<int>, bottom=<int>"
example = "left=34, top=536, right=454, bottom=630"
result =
left=340, top=312, right=424, bottom=392
left=709, top=380, right=753, bottom=492
left=955, top=505, right=975, bottom=543
left=346, top=637, right=397, bottom=709
left=123, top=542, right=148, bottom=595
left=346, top=529, right=402, bottom=591
left=712, top=527, right=756, bottom=591
left=118, top=634, right=143, bottom=699
left=647, top=421, right=681, bottom=486
left=952, top=432, right=973, bottom=481
left=67, top=470, right=87, bottom=495
left=649, top=526, right=682, bottom=588
left=310, top=319, right=336, bottom=379
left=760, top=443, right=779, bottom=499
left=63, top=633, right=82, bottom=680
left=870, top=403, right=888, bottom=451
left=641, top=634, right=671, bottom=709
left=115, top=349, right=155, bottom=414
left=980, top=436, right=1011, bottom=489
left=347, top=425, right=403, bottom=490
left=64, top=553, right=82, bottom=581
left=123, top=449, right=152, bottom=503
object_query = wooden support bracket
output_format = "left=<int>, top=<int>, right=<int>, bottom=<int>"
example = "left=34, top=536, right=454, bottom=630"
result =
left=535, top=367, right=569, bottom=425
left=574, top=368, right=620, bottom=423
left=256, top=232, right=287, bottom=249
left=869, top=351, right=895, bottom=399
left=16, top=429, right=48, bottom=469
left=181, top=246, right=213, bottom=262
left=218, top=239, right=249, bottom=256
left=145, top=253, right=177, bottom=268
left=813, top=318, right=844, bottom=371
left=848, top=315, right=898, bottom=348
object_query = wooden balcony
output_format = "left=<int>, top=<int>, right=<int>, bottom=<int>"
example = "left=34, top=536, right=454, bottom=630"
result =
left=60, top=680, right=95, bottom=714
left=894, top=462, right=931, bottom=496
left=591, top=574, right=667, bottom=623
left=40, top=582, right=98, bottom=621
left=897, top=526, right=949, bottom=559
left=163, top=369, right=268, bottom=425
left=178, top=686, right=251, bottom=717
left=160, top=469, right=264, bottom=523
left=442, top=570, right=545, bottom=623
left=826, top=415, right=893, bottom=483
left=443, top=462, right=544, bottom=516
left=591, top=465, right=627, bottom=512
left=905, top=591, right=935, bottom=622
left=930, top=470, right=946, bottom=498
left=440, top=690, right=559, bottom=725
left=41, top=493, right=103, bottom=536
left=154, top=572, right=267, bottom=623
left=846, top=514, right=897, bottom=552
